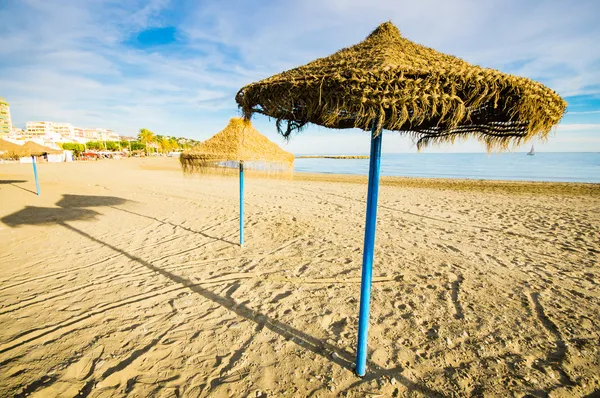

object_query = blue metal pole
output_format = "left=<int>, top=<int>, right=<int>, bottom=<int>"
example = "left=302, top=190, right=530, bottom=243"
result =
left=356, top=122, right=383, bottom=376
left=239, top=161, right=244, bottom=246
left=32, top=156, right=40, bottom=196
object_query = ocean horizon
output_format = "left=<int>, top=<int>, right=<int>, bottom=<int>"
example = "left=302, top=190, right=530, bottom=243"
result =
left=293, top=152, right=600, bottom=183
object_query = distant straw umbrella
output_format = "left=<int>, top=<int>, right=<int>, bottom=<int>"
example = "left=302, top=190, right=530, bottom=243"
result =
left=0, top=139, right=27, bottom=160
left=22, top=141, right=62, bottom=156
left=180, top=118, right=294, bottom=246
left=19, top=141, right=62, bottom=196
left=236, top=22, right=566, bottom=376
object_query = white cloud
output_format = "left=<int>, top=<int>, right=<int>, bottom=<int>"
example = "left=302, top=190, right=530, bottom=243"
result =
left=1, top=0, right=599, bottom=151
left=555, top=124, right=600, bottom=132
left=568, top=110, right=600, bottom=115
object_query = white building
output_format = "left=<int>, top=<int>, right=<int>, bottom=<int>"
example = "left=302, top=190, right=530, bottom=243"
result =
left=105, top=129, right=120, bottom=141
left=26, top=121, right=54, bottom=137
left=73, top=127, right=85, bottom=138
left=24, top=121, right=119, bottom=143
left=51, top=123, right=74, bottom=138
left=83, top=128, right=101, bottom=140
left=83, top=128, right=120, bottom=141
left=0, top=97, right=12, bottom=136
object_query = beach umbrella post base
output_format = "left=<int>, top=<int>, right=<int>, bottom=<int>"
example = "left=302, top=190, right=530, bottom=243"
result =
left=355, top=124, right=383, bottom=376
left=239, top=161, right=244, bottom=246
left=32, top=156, right=40, bottom=196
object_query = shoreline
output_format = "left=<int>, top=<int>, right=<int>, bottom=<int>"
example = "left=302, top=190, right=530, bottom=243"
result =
left=2, top=158, right=599, bottom=196
left=293, top=171, right=600, bottom=195
left=296, top=155, right=370, bottom=159
left=134, top=157, right=600, bottom=191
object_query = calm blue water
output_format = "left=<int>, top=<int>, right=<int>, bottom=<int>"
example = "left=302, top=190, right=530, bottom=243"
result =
left=294, top=153, right=600, bottom=183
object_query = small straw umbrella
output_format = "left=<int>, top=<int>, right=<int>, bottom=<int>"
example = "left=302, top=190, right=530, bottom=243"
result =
left=21, top=141, right=63, bottom=196
left=236, top=22, right=566, bottom=376
left=0, top=139, right=28, bottom=159
left=180, top=118, right=294, bottom=246
left=1, top=140, right=36, bottom=195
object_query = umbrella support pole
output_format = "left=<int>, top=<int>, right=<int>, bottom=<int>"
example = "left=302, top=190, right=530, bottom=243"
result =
left=239, top=161, right=244, bottom=246
left=32, top=156, right=40, bottom=196
left=356, top=124, right=382, bottom=376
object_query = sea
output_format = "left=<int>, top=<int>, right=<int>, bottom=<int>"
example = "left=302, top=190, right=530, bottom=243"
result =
left=294, top=152, right=600, bottom=183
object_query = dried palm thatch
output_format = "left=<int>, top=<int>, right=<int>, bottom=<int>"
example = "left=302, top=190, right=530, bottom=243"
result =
left=22, top=141, right=63, bottom=156
left=180, top=118, right=294, bottom=174
left=236, top=22, right=566, bottom=150
left=0, top=139, right=27, bottom=159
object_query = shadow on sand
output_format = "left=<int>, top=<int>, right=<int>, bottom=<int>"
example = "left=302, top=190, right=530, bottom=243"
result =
left=1, top=194, right=127, bottom=228
left=56, top=194, right=238, bottom=246
left=1, top=194, right=443, bottom=397
left=0, top=179, right=37, bottom=195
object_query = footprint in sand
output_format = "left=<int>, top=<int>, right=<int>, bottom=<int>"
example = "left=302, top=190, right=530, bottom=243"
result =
left=62, top=345, right=105, bottom=381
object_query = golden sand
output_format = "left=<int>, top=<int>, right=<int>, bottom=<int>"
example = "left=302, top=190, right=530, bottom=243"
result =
left=1, top=158, right=598, bottom=397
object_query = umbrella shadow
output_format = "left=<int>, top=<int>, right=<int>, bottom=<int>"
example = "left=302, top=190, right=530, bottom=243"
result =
left=1, top=197, right=442, bottom=396
left=1, top=194, right=131, bottom=227
left=55, top=222, right=443, bottom=396
left=55, top=194, right=131, bottom=208
left=56, top=194, right=238, bottom=246
left=2, top=206, right=101, bottom=227
left=0, top=179, right=37, bottom=195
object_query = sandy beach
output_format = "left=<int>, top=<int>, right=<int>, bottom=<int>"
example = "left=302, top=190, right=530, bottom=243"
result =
left=0, top=158, right=599, bottom=397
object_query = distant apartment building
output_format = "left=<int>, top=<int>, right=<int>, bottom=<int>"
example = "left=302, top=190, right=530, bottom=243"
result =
left=104, top=129, right=120, bottom=141
left=73, top=127, right=85, bottom=138
left=22, top=122, right=119, bottom=142
left=3, top=97, right=120, bottom=142
left=26, top=121, right=54, bottom=137
left=83, top=128, right=120, bottom=141
left=83, top=128, right=100, bottom=140
left=51, top=122, right=74, bottom=138
left=0, top=97, right=12, bottom=136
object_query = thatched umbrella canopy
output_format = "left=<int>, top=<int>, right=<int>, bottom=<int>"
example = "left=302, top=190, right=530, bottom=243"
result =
left=236, top=22, right=566, bottom=150
left=235, top=22, right=566, bottom=376
left=22, top=141, right=63, bottom=156
left=0, top=139, right=27, bottom=159
left=0, top=139, right=23, bottom=152
left=180, top=118, right=294, bottom=246
left=180, top=117, right=294, bottom=173
left=16, top=141, right=62, bottom=196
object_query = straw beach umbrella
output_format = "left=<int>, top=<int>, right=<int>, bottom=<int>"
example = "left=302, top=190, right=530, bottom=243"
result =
left=20, top=141, right=63, bottom=195
left=180, top=117, right=294, bottom=245
left=22, top=141, right=62, bottom=156
left=0, top=139, right=27, bottom=159
left=236, top=22, right=566, bottom=376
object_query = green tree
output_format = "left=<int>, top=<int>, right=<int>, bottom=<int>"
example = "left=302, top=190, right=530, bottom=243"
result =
left=61, top=143, right=85, bottom=158
left=120, top=140, right=132, bottom=152
left=138, top=128, right=155, bottom=155
left=86, top=141, right=104, bottom=150
left=106, top=141, right=120, bottom=151
left=130, top=141, right=145, bottom=151
left=169, top=137, right=179, bottom=150
left=159, top=136, right=172, bottom=153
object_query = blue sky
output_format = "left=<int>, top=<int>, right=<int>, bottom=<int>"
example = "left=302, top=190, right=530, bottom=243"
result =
left=1, top=0, right=599, bottom=153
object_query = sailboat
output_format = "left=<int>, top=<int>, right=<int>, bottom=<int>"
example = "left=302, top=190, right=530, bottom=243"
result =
left=527, top=145, right=535, bottom=156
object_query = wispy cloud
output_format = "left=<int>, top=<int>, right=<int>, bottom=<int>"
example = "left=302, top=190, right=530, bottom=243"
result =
left=1, top=0, right=599, bottom=152
left=568, top=110, right=600, bottom=115
left=554, top=123, right=600, bottom=132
